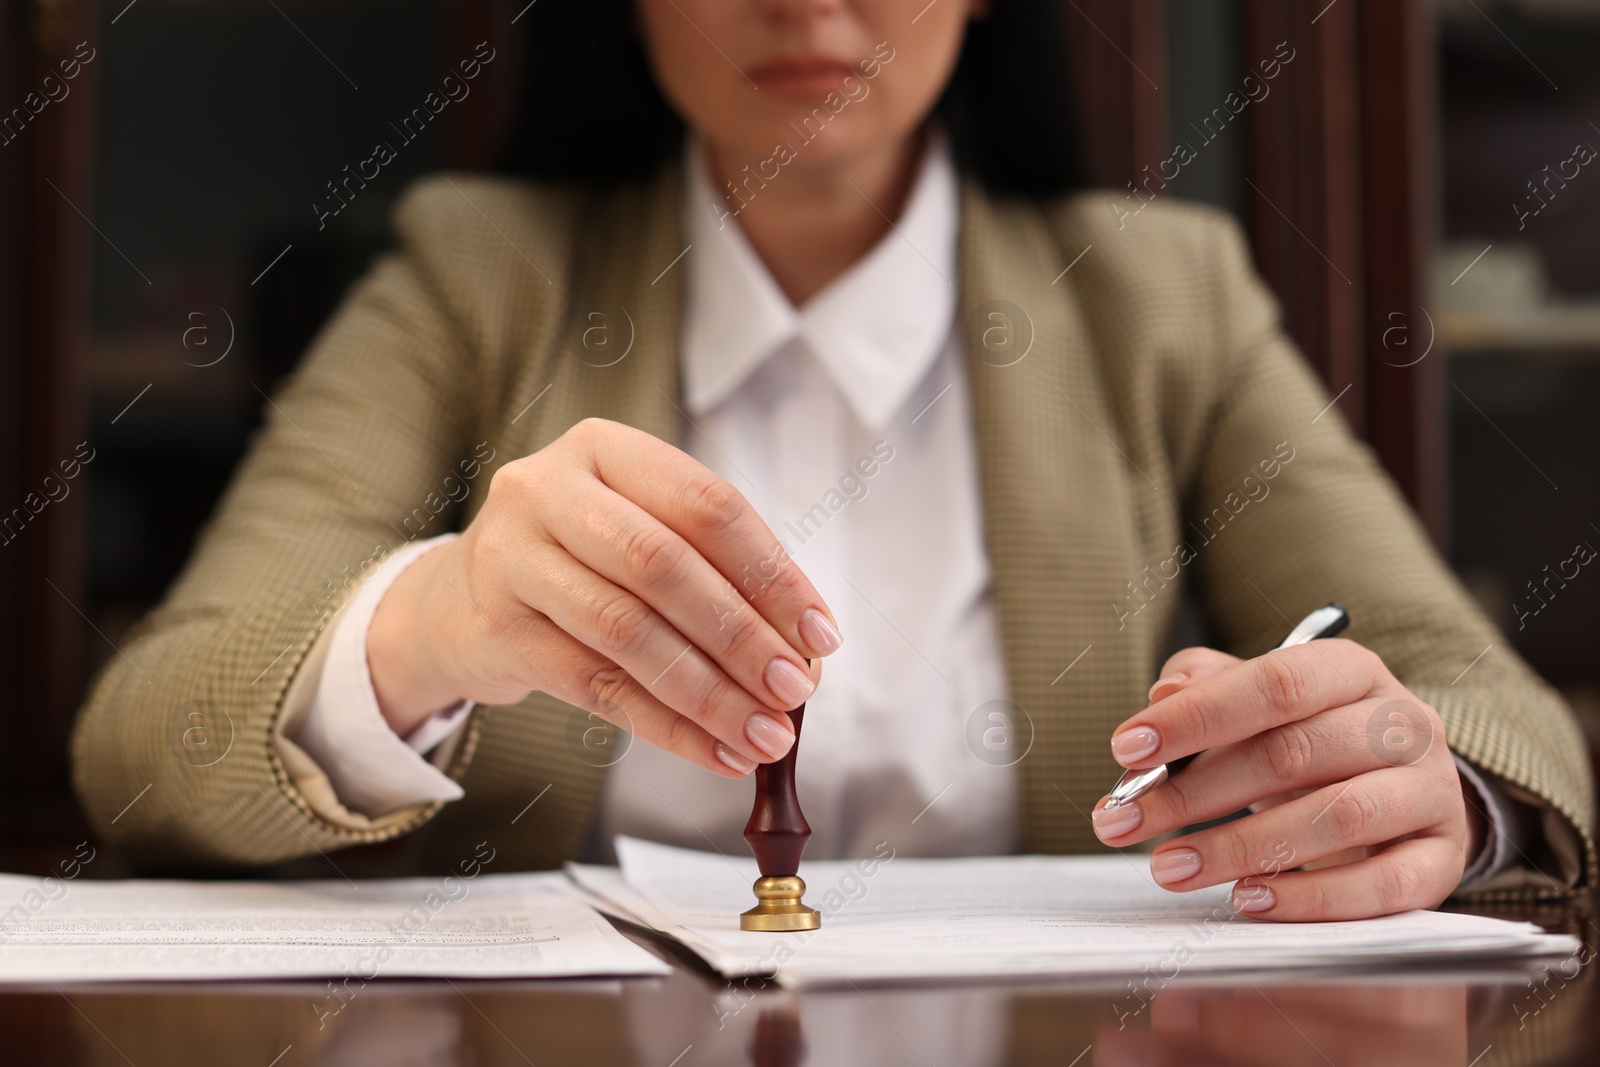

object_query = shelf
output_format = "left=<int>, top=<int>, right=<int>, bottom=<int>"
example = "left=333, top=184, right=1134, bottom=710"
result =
left=1441, top=305, right=1600, bottom=355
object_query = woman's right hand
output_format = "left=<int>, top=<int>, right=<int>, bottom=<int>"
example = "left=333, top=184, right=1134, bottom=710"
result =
left=365, top=417, right=841, bottom=777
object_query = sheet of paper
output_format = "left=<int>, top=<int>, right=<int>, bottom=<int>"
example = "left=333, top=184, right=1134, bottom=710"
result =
left=570, top=837, right=1579, bottom=988
left=0, top=869, right=669, bottom=983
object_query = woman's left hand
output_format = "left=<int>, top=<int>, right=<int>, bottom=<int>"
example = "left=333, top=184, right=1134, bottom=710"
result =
left=1091, top=639, right=1487, bottom=920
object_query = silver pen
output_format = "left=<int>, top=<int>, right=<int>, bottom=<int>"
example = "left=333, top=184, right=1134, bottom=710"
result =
left=1103, top=603, right=1351, bottom=808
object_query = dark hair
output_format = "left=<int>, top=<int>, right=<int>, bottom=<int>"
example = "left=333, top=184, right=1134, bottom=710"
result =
left=497, top=0, right=1088, bottom=197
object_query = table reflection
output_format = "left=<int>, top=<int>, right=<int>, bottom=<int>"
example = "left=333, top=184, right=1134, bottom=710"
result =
left=619, top=976, right=1011, bottom=1067
left=749, top=1004, right=802, bottom=1067
left=1095, top=984, right=1468, bottom=1067
left=32, top=928, right=1596, bottom=1066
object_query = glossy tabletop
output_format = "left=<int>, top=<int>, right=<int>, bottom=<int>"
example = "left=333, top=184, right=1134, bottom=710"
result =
left=1, top=899, right=1595, bottom=1067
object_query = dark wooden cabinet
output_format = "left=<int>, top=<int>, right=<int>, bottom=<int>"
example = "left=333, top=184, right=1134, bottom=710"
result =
left=1069, top=0, right=1445, bottom=543
left=1, top=0, right=101, bottom=859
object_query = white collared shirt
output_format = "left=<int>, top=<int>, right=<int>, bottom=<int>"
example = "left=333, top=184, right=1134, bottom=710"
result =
left=593, top=128, right=1016, bottom=860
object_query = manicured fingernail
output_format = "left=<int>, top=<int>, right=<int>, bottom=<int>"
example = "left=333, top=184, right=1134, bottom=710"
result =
left=1151, top=847, right=1202, bottom=885
left=715, top=743, right=756, bottom=775
left=764, top=657, right=815, bottom=707
left=745, top=712, right=795, bottom=760
left=798, top=608, right=842, bottom=655
left=1111, top=725, right=1161, bottom=764
left=1093, top=801, right=1143, bottom=839
left=1148, top=673, right=1187, bottom=702
left=1233, top=883, right=1277, bottom=913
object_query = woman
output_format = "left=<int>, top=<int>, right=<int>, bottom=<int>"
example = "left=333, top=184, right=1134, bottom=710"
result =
left=72, top=0, right=1593, bottom=919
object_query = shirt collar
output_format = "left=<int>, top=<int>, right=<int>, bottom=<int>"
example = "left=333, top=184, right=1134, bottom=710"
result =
left=681, top=127, right=959, bottom=429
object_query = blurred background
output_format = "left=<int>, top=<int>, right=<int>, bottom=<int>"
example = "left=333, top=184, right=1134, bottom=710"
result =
left=2, top=0, right=1597, bottom=871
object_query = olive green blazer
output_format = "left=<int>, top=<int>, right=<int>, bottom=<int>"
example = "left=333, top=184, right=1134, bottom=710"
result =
left=70, top=158, right=1595, bottom=900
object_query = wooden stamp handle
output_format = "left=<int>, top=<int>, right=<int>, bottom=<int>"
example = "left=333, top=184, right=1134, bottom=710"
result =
left=743, top=659, right=812, bottom=878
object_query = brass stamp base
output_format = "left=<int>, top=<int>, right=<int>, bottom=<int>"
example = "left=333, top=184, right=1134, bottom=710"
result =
left=740, top=875, right=821, bottom=932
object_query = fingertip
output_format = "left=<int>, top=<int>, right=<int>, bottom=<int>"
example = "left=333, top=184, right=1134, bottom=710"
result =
left=744, top=712, right=796, bottom=761
left=1150, top=846, right=1203, bottom=887
left=1149, top=648, right=1244, bottom=703
left=1110, top=725, right=1162, bottom=765
left=1092, top=799, right=1144, bottom=841
left=714, top=742, right=756, bottom=777
left=1231, top=880, right=1278, bottom=916
left=797, top=607, right=842, bottom=657
left=1147, top=673, right=1188, bottom=704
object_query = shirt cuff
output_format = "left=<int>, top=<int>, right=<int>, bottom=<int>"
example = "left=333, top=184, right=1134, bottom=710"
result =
left=287, top=533, right=474, bottom=818
left=405, top=698, right=475, bottom=757
left=1454, top=753, right=1523, bottom=890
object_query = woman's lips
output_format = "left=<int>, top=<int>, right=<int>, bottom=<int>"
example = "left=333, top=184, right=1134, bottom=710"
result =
left=748, top=57, right=856, bottom=100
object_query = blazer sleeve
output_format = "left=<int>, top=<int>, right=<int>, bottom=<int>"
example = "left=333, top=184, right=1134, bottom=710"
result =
left=70, top=189, right=492, bottom=870
left=1183, top=212, right=1595, bottom=901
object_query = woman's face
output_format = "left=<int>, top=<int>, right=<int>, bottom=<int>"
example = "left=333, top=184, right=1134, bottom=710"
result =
left=633, top=0, right=979, bottom=173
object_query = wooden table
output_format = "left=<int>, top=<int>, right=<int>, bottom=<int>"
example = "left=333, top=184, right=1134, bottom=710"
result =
left=0, top=901, right=1594, bottom=1066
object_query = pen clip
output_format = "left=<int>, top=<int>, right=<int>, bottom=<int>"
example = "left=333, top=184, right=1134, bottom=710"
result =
left=1274, top=603, right=1349, bottom=650
left=1106, top=764, right=1165, bottom=808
